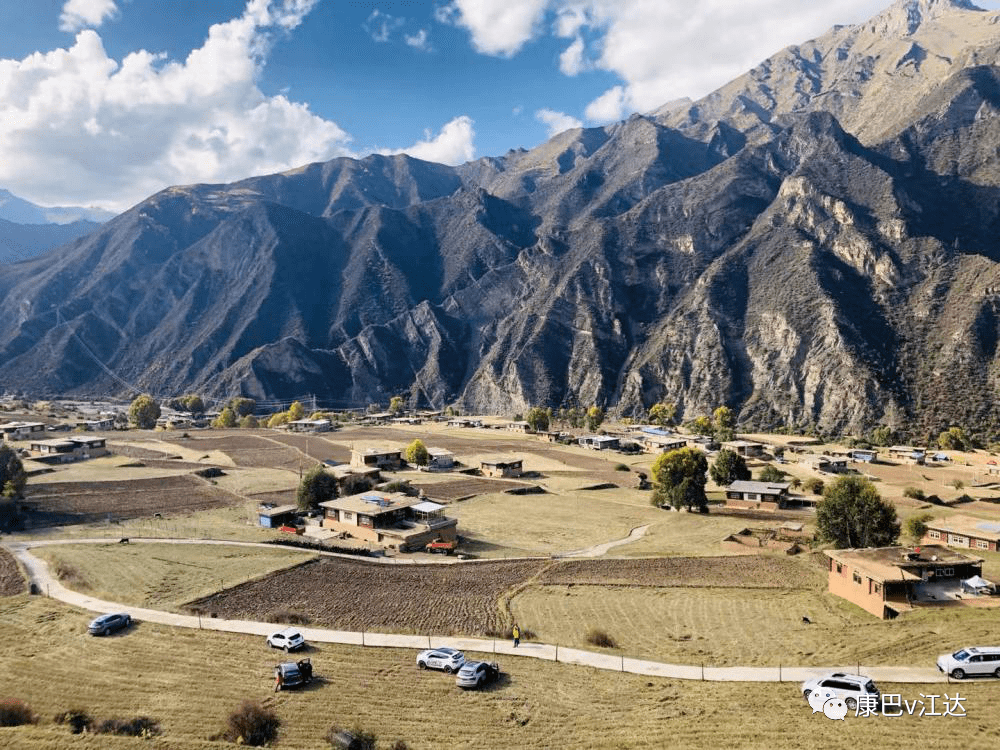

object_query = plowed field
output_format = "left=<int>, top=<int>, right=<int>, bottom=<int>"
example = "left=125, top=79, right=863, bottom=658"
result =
left=188, top=557, right=548, bottom=635
left=0, top=547, right=23, bottom=595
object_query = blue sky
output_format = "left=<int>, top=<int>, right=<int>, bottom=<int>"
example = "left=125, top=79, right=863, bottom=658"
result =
left=1, top=0, right=998, bottom=210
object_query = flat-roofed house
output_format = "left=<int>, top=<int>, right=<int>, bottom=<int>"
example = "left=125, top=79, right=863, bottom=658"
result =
left=351, top=449, right=403, bottom=470
left=888, top=446, right=926, bottom=464
left=924, top=515, right=1000, bottom=553
left=504, top=421, right=534, bottom=434
left=257, top=504, right=298, bottom=529
left=721, top=440, right=766, bottom=457
left=319, top=492, right=457, bottom=551
left=799, top=454, right=849, bottom=473
left=29, top=435, right=108, bottom=463
left=75, top=418, right=114, bottom=431
left=724, top=480, right=792, bottom=510
left=287, top=419, right=332, bottom=433
left=426, top=448, right=455, bottom=470
left=480, top=457, right=523, bottom=478
left=0, top=422, right=46, bottom=441
left=577, top=434, right=620, bottom=450
left=826, top=545, right=986, bottom=619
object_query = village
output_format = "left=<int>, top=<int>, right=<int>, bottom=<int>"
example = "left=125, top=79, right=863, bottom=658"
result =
left=1, top=399, right=1000, bottom=747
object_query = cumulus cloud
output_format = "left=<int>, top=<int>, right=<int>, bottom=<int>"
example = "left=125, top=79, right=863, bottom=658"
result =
left=405, top=28, right=433, bottom=51
left=382, top=116, right=476, bottom=165
left=0, top=0, right=402, bottom=210
left=364, top=9, right=406, bottom=43
left=59, top=0, right=118, bottom=32
left=445, top=1, right=903, bottom=121
left=439, top=0, right=550, bottom=56
left=535, top=108, right=583, bottom=136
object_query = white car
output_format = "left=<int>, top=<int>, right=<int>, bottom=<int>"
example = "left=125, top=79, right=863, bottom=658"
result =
left=801, top=672, right=880, bottom=710
left=266, top=628, right=305, bottom=652
left=937, top=647, right=1000, bottom=679
left=416, top=647, right=466, bottom=673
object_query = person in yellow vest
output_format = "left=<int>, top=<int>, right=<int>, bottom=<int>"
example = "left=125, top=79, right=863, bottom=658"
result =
left=512, top=623, right=520, bottom=648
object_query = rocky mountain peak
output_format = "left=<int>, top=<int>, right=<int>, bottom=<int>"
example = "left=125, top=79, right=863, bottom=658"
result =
left=866, top=0, right=983, bottom=36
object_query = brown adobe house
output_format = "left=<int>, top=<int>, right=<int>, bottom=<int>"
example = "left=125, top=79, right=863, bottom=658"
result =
left=724, top=480, right=791, bottom=510
left=825, top=545, right=993, bottom=619
left=319, top=492, right=457, bottom=551
left=922, top=515, right=1000, bottom=553
left=480, top=457, right=523, bottom=478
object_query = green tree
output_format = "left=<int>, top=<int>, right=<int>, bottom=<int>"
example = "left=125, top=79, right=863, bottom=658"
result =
left=803, top=478, right=825, bottom=495
left=128, top=394, right=160, bottom=429
left=757, top=465, right=786, bottom=482
left=651, top=447, right=709, bottom=512
left=267, top=411, right=290, bottom=428
left=648, top=402, right=676, bottom=427
left=0, top=444, right=27, bottom=498
left=816, top=476, right=900, bottom=549
left=709, top=449, right=750, bottom=486
left=870, top=426, right=896, bottom=447
left=404, top=439, right=430, bottom=466
left=212, top=407, right=237, bottom=429
left=287, top=401, right=305, bottom=421
left=389, top=396, right=405, bottom=415
left=903, top=486, right=926, bottom=501
left=688, top=415, right=714, bottom=436
left=904, top=513, right=934, bottom=541
left=713, top=406, right=734, bottom=433
left=938, top=427, right=967, bottom=451
left=227, top=398, right=256, bottom=418
left=239, top=415, right=259, bottom=429
left=525, top=407, right=550, bottom=433
left=586, top=406, right=604, bottom=432
left=296, top=466, right=337, bottom=511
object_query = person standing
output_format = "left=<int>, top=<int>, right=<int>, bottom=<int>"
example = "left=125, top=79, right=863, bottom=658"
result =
left=512, top=623, right=520, bottom=648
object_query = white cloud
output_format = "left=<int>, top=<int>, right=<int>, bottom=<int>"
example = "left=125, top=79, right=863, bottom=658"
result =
left=0, top=0, right=351, bottom=210
left=584, top=84, right=625, bottom=123
left=535, top=108, right=582, bottom=136
left=382, top=116, right=476, bottom=165
left=558, top=36, right=586, bottom=75
left=59, top=0, right=118, bottom=32
left=405, top=29, right=433, bottom=51
left=363, top=9, right=405, bottom=43
left=444, top=1, right=911, bottom=122
left=441, top=0, right=550, bottom=56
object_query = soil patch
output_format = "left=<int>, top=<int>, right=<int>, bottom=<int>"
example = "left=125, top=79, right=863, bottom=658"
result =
left=187, top=557, right=547, bottom=636
left=0, top=547, right=24, bottom=596
left=418, top=477, right=534, bottom=502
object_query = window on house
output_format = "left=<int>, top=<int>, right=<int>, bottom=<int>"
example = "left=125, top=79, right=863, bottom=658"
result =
left=342, top=511, right=354, bottom=521
left=873, top=582, right=882, bottom=594
left=976, top=540, right=989, bottom=550
left=836, top=563, right=842, bottom=574
left=928, top=530, right=940, bottom=539
left=853, top=571, right=862, bottom=584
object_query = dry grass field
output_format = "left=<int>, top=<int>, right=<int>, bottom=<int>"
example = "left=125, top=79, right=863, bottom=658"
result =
left=34, top=543, right=316, bottom=609
left=0, top=546, right=24, bottom=596
left=1, top=596, right=999, bottom=749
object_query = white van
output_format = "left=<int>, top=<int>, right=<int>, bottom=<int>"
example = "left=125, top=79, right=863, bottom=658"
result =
left=936, top=647, right=1000, bottom=679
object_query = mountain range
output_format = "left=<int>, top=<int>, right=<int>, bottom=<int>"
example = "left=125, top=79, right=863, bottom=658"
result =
left=0, top=190, right=109, bottom=264
left=2, top=0, right=1000, bottom=436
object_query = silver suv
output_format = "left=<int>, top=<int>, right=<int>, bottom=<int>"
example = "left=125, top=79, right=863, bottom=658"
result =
left=88, top=612, right=132, bottom=636
left=937, top=647, right=1000, bottom=679
left=801, top=672, right=880, bottom=710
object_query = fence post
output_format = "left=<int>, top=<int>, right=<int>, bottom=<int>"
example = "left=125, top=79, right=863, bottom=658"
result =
left=701, top=662, right=704, bottom=681
left=779, top=664, right=782, bottom=682
left=361, top=631, right=365, bottom=647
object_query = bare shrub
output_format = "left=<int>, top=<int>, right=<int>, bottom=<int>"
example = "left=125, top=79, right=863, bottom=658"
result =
left=585, top=628, right=618, bottom=649
left=53, top=562, right=88, bottom=590
left=224, top=701, right=280, bottom=747
left=0, top=699, right=35, bottom=727
left=54, top=708, right=93, bottom=734
left=327, top=725, right=377, bottom=750
left=95, top=716, right=161, bottom=737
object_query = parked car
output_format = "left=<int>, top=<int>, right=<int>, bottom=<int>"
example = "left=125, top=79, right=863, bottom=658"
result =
left=456, top=660, right=500, bottom=689
left=88, top=612, right=132, bottom=636
left=937, top=647, right=1000, bottom=679
left=267, top=627, right=305, bottom=652
left=274, top=659, right=313, bottom=691
left=800, top=672, right=880, bottom=710
left=416, top=647, right=466, bottom=673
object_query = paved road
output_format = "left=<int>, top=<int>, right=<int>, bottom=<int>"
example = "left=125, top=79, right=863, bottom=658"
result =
left=5, top=538, right=948, bottom=684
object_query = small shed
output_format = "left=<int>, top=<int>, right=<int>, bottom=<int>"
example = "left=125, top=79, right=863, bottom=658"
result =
left=258, top=504, right=298, bottom=528
left=960, top=575, right=995, bottom=596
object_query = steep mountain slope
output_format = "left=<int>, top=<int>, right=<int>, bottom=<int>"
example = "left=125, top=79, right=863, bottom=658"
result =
left=0, top=218, right=101, bottom=263
left=4, top=0, right=1000, bottom=435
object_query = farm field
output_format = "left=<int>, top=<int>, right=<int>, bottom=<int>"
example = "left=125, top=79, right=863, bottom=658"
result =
left=1, top=596, right=999, bottom=749
left=448, top=489, right=663, bottom=556
left=0, top=546, right=24, bottom=595
left=34, top=542, right=316, bottom=609
left=20, top=475, right=238, bottom=526
left=188, top=556, right=548, bottom=636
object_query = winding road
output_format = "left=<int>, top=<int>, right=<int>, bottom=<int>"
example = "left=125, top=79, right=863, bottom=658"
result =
left=5, top=537, right=947, bottom=684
